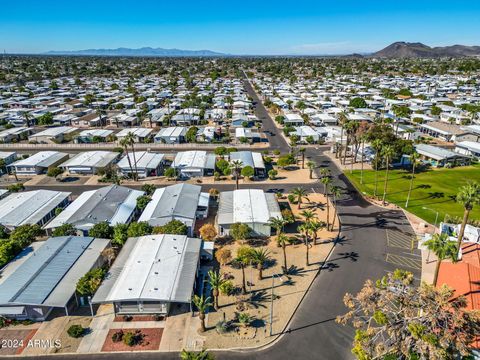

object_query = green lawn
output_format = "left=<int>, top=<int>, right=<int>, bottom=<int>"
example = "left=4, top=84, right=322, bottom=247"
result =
left=345, top=164, right=480, bottom=225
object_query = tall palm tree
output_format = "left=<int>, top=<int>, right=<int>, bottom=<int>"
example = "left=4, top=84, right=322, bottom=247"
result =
left=22, top=111, right=32, bottom=127
left=371, top=139, right=383, bottom=197
left=268, top=217, right=287, bottom=237
left=330, top=186, right=342, bottom=231
left=307, top=220, right=326, bottom=245
left=298, top=147, right=306, bottom=169
left=307, top=161, right=315, bottom=179
left=124, top=132, right=139, bottom=181
left=320, top=175, right=332, bottom=197
left=337, top=112, right=348, bottom=160
left=250, top=248, right=271, bottom=280
left=405, top=151, right=420, bottom=208
left=381, top=145, right=395, bottom=205
left=455, top=181, right=480, bottom=255
left=192, top=295, right=212, bottom=332
left=230, top=160, right=243, bottom=190
left=298, top=223, right=311, bottom=266
left=277, top=233, right=289, bottom=274
left=291, top=187, right=309, bottom=210
left=234, top=247, right=252, bottom=294
left=120, top=137, right=134, bottom=179
left=424, top=233, right=458, bottom=285
left=207, top=270, right=225, bottom=311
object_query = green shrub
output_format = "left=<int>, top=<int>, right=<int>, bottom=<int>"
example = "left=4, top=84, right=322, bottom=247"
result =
left=111, top=330, right=124, bottom=342
left=67, top=325, right=85, bottom=338
left=219, top=280, right=235, bottom=296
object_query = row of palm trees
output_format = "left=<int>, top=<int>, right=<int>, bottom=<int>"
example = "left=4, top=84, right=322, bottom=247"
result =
left=193, top=247, right=271, bottom=333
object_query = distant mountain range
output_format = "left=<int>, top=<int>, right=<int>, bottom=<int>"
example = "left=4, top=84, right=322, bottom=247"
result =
left=372, top=42, right=480, bottom=58
left=42, top=42, right=480, bottom=58
left=44, top=47, right=226, bottom=57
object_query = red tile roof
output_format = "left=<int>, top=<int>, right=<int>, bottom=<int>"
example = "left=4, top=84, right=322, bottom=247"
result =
left=437, top=243, right=480, bottom=349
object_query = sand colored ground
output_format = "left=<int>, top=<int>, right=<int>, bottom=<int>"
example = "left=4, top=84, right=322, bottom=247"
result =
left=201, top=192, right=339, bottom=349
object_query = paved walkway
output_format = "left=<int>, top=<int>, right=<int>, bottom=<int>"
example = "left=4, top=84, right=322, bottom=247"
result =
left=77, top=305, right=114, bottom=353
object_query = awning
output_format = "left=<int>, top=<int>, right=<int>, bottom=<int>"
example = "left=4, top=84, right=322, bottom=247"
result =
left=0, top=306, right=25, bottom=315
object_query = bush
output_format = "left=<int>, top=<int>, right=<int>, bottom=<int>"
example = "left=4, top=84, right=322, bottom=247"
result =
left=10, top=224, right=42, bottom=247
left=230, top=223, right=251, bottom=242
left=111, top=330, right=124, bottom=343
left=112, top=223, right=129, bottom=246
left=127, top=222, right=152, bottom=237
left=287, top=194, right=296, bottom=204
left=76, top=267, right=106, bottom=296
left=241, top=166, right=254, bottom=178
left=52, top=223, right=76, bottom=237
left=199, top=224, right=217, bottom=241
left=7, top=183, right=24, bottom=193
left=122, top=330, right=144, bottom=347
left=268, top=169, right=278, bottom=180
left=46, top=167, right=63, bottom=178
left=153, top=219, right=187, bottom=235
left=88, top=222, right=113, bottom=239
left=219, top=280, right=235, bottom=296
left=215, top=248, right=232, bottom=265
left=136, top=195, right=151, bottom=210
left=141, top=184, right=156, bottom=196
left=67, top=325, right=85, bottom=338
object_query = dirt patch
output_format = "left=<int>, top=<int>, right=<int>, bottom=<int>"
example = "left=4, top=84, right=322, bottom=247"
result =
left=55, top=317, right=92, bottom=354
left=101, top=328, right=163, bottom=352
left=0, top=328, right=38, bottom=355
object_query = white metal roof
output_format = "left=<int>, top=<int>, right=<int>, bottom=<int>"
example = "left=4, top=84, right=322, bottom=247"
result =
left=172, top=151, right=213, bottom=169
left=29, top=126, right=77, bottom=138
left=61, top=151, right=118, bottom=169
left=0, top=190, right=70, bottom=228
left=93, top=235, right=201, bottom=303
left=217, top=189, right=282, bottom=225
left=44, top=185, right=144, bottom=230
left=77, top=129, right=114, bottom=138
left=10, top=151, right=68, bottom=168
left=116, top=127, right=153, bottom=138
left=117, top=151, right=164, bottom=170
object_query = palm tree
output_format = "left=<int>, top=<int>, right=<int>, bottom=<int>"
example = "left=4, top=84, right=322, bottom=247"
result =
left=250, top=248, right=271, bottom=280
left=120, top=137, right=134, bottom=179
left=230, top=160, right=243, bottom=190
left=424, top=233, right=458, bottom=285
left=192, top=295, right=212, bottom=332
left=330, top=186, right=342, bottom=231
left=268, top=217, right=287, bottom=237
left=455, top=181, right=480, bottom=255
left=307, top=161, right=315, bottom=179
left=405, top=151, right=420, bottom=208
left=207, top=270, right=225, bottom=311
left=234, top=247, right=252, bottom=294
left=21, top=111, right=32, bottom=127
left=125, top=132, right=139, bottom=181
left=381, top=145, right=395, bottom=205
left=319, top=167, right=330, bottom=180
left=300, top=210, right=317, bottom=223
left=291, top=187, right=309, bottom=210
left=308, top=220, right=326, bottom=245
left=298, top=147, right=306, bottom=169
left=180, top=349, right=214, bottom=360
left=298, top=223, right=311, bottom=266
left=277, top=233, right=289, bottom=274
left=322, top=177, right=333, bottom=230
left=371, top=139, right=383, bottom=197
left=320, top=175, right=331, bottom=197
left=337, top=112, right=348, bottom=160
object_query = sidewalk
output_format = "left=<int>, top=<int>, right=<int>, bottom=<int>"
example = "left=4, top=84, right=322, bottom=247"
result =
left=77, top=305, right=114, bottom=353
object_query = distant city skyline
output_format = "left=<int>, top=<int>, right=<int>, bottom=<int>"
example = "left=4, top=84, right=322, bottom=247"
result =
left=2, top=0, right=480, bottom=55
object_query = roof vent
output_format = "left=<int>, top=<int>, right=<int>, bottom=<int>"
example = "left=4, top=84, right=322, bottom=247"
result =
left=128, top=288, right=132, bottom=291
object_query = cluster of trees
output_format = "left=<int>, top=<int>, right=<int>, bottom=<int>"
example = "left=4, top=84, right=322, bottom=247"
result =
left=338, top=269, right=480, bottom=360
left=0, top=224, right=42, bottom=267
left=86, top=219, right=188, bottom=247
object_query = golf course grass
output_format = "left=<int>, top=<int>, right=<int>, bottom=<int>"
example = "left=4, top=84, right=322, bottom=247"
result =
left=345, top=164, right=480, bottom=225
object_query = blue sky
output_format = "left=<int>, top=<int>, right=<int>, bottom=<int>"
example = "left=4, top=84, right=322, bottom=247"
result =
left=2, top=0, right=480, bottom=55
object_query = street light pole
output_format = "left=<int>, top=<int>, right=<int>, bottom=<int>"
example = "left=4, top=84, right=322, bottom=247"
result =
left=270, top=274, right=284, bottom=336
